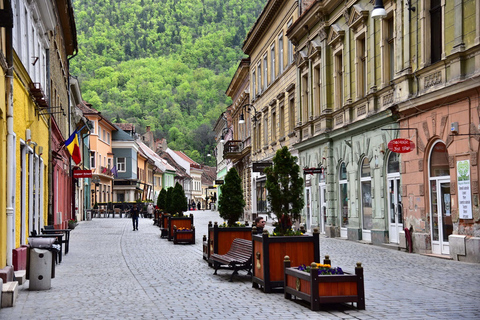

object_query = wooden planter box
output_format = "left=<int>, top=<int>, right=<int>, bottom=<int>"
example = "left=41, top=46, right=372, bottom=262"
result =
left=252, top=229, right=320, bottom=293
left=173, top=226, right=196, bottom=244
left=167, top=214, right=194, bottom=241
left=284, top=256, right=365, bottom=311
left=205, top=221, right=252, bottom=267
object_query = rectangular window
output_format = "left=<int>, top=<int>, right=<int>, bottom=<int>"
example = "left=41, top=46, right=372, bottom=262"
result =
left=287, top=19, right=294, bottom=65
left=256, top=180, right=267, bottom=214
left=289, top=97, right=295, bottom=132
left=263, top=54, right=268, bottom=90
left=334, top=52, right=343, bottom=109
left=279, top=103, right=285, bottom=138
left=430, top=0, right=442, bottom=63
left=117, top=157, right=126, bottom=172
left=257, top=64, right=261, bottom=94
left=90, top=151, right=96, bottom=168
left=313, top=65, right=321, bottom=116
left=278, top=33, right=284, bottom=74
left=107, top=133, right=110, bottom=144
left=384, top=16, right=394, bottom=82
left=301, top=74, right=308, bottom=122
left=263, top=115, right=268, bottom=147
left=102, top=129, right=106, bottom=141
left=257, top=123, right=262, bottom=150
left=272, top=111, right=276, bottom=141
left=252, top=70, right=256, bottom=96
left=270, top=43, right=275, bottom=81
left=356, top=36, right=366, bottom=98
left=108, top=158, right=112, bottom=170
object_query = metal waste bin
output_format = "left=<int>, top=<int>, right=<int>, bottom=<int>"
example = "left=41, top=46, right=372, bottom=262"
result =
left=27, top=238, right=56, bottom=290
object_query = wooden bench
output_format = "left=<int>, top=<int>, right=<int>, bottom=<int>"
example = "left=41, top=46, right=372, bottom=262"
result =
left=210, top=238, right=252, bottom=282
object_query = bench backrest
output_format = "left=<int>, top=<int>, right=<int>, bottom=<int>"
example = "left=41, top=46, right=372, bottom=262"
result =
left=229, top=238, right=252, bottom=256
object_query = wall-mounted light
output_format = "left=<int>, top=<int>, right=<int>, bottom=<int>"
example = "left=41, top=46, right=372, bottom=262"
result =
left=239, top=103, right=258, bottom=124
left=371, top=0, right=387, bottom=19
left=220, top=127, right=233, bottom=143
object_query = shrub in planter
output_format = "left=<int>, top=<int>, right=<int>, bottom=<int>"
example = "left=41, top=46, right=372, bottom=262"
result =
left=218, top=168, right=245, bottom=226
left=284, top=255, right=365, bottom=310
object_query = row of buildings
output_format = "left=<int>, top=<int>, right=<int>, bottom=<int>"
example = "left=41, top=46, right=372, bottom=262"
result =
left=0, top=0, right=216, bottom=282
left=215, top=0, right=480, bottom=263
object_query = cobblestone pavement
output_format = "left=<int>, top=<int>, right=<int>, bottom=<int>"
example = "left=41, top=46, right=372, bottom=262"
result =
left=2, top=210, right=479, bottom=320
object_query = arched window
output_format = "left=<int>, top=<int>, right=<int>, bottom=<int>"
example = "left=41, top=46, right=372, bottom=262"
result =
left=361, top=157, right=372, bottom=230
left=339, top=162, right=348, bottom=228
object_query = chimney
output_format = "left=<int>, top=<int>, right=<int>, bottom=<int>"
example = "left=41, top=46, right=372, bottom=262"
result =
left=146, top=126, right=150, bottom=132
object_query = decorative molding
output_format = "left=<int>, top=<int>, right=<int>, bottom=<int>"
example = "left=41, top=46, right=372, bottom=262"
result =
left=418, top=159, right=424, bottom=172
left=357, top=105, right=366, bottom=117
left=424, top=71, right=442, bottom=88
left=422, top=122, right=430, bottom=140
left=335, top=114, right=343, bottom=126
left=327, top=24, right=345, bottom=48
left=382, top=91, right=394, bottom=107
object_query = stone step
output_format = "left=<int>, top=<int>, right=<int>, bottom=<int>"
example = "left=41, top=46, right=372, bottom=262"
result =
left=1, top=281, right=18, bottom=308
left=14, top=270, right=26, bottom=285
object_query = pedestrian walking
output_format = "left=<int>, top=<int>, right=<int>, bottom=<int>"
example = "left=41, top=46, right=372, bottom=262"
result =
left=131, top=204, right=139, bottom=231
left=197, top=202, right=201, bottom=210
left=147, top=203, right=154, bottom=218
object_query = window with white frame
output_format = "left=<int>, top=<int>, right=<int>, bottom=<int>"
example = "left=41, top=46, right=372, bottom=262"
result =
left=287, top=19, right=294, bottom=65
left=257, top=64, right=261, bottom=94
left=339, top=162, right=348, bottom=228
left=90, top=151, right=96, bottom=168
left=360, top=157, right=372, bottom=230
left=270, top=43, right=275, bottom=81
left=263, top=54, right=268, bottom=90
left=278, top=33, right=284, bottom=74
left=117, top=157, right=126, bottom=172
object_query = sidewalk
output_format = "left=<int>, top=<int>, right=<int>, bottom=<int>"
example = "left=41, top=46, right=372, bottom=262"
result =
left=1, top=210, right=479, bottom=319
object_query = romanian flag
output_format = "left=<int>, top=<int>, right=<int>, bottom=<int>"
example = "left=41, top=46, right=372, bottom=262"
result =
left=65, top=130, right=81, bottom=165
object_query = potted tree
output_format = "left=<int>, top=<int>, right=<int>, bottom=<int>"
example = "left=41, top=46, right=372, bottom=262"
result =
left=252, top=146, right=320, bottom=293
left=167, top=182, right=193, bottom=241
left=206, top=168, right=252, bottom=266
left=155, top=188, right=167, bottom=226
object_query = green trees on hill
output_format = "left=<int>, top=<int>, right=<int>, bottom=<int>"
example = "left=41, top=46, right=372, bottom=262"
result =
left=71, top=0, right=266, bottom=164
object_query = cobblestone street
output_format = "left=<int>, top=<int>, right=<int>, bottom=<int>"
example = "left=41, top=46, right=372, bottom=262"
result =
left=2, top=210, right=479, bottom=320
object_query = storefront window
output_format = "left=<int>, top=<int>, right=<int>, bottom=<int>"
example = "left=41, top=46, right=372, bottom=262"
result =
left=430, top=142, right=449, bottom=177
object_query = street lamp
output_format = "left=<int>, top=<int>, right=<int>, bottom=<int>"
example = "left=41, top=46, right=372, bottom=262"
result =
left=238, top=103, right=258, bottom=124
left=371, top=0, right=387, bottom=19
left=220, top=127, right=233, bottom=143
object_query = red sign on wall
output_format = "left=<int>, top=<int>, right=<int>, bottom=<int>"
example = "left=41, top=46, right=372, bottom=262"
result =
left=388, top=139, right=415, bottom=153
left=73, top=170, right=93, bottom=178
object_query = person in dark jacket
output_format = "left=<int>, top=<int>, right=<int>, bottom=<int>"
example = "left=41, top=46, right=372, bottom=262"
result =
left=254, top=216, right=266, bottom=233
left=131, top=204, right=140, bottom=231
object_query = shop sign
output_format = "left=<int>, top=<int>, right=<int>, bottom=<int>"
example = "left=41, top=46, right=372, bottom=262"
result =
left=457, top=160, right=472, bottom=219
left=73, top=170, right=92, bottom=178
left=303, top=167, right=324, bottom=174
left=253, top=162, right=272, bottom=173
left=215, top=180, right=224, bottom=185
left=388, top=138, right=415, bottom=153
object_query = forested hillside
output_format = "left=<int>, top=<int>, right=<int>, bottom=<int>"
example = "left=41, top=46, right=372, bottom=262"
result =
left=71, top=0, right=267, bottom=163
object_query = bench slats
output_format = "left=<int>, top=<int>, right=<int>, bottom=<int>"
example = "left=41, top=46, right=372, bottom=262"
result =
left=211, top=238, right=252, bottom=282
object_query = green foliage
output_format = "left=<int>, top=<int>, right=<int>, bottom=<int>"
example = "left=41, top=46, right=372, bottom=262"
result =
left=171, top=182, right=188, bottom=216
left=71, top=0, right=267, bottom=159
left=157, top=188, right=167, bottom=211
left=218, top=168, right=245, bottom=226
left=165, top=187, right=174, bottom=213
left=264, top=147, right=305, bottom=235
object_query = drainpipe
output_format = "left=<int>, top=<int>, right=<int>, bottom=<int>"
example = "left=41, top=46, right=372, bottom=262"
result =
left=5, top=0, right=14, bottom=266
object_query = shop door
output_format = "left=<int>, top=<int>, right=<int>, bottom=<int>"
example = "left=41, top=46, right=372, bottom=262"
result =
left=388, top=177, right=403, bottom=244
left=305, top=187, right=311, bottom=231
left=430, top=179, right=452, bottom=255
left=319, top=184, right=326, bottom=234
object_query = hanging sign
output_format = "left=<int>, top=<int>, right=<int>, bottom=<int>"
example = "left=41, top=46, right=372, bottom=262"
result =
left=253, top=162, right=272, bottom=173
left=215, top=180, right=224, bottom=185
left=73, top=170, right=93, bottom=178
left=457, top=160, right=472, bottom=219
left=388, top=138, right=415, bottom=153
left=303, top=167, right=323, bottom=174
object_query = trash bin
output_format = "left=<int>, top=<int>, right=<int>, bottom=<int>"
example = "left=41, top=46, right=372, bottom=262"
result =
left=86, top=209, right=92, bottom=221
left=27, top=238, right=57, bottom=290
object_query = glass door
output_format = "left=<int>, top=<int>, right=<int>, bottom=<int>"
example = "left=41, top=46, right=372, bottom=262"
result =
left=388, top=177, right=402, bottom=243
left=319, top=183, right=326, bottom=234
left=430, top=179, right=452, bottom=254
left=305, top=187, right=311, bottom=231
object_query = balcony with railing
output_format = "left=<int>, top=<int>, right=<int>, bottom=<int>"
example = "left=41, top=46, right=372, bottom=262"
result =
left=223, top=140, right=251, bottom=161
